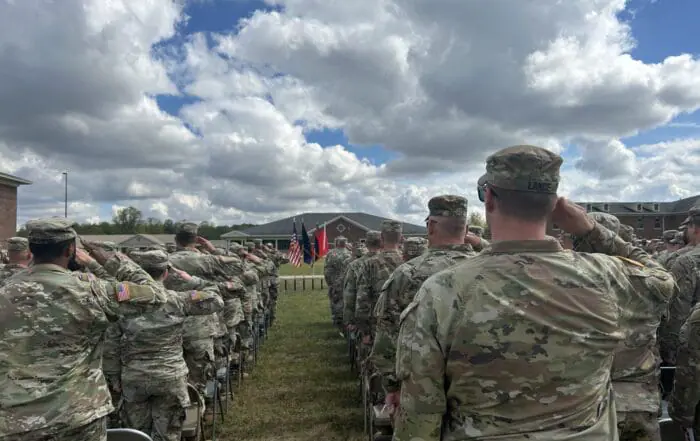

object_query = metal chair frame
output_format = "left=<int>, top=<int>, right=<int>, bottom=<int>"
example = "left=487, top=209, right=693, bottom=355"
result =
left=106, top=428, right=153, bottom=441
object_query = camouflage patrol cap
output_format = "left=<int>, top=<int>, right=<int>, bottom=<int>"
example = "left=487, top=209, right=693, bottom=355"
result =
left=26, top=218, right=77, bottom=244
left=254, top=239, right=262, bottom=245
left=101, top=241, right=118, bottom=251
left=130, top=250, right=169, bottom=270
left=244, top=241, right=255, bottom=249
left=403, top=237, right=427, bottom=256
left=6, top=237, right=28, bottom=251
left=365, top=230, right=381, bottom=247
left=426, top=195, right=468, bottom=220
left=335, top=235, right=347, bottom=245
left=381, top=220, right=402, bottom=234
left=670, top=232, right=685, bottom=245
left=265, top=242, right=273, bottom=247
left=478, top=145, right=562, bottom=193
left=589, top=213, right=620, bottom=234
left=176, top=221, right=198, bottom=235
left=468, top=225, right=484, bottom=236
left=662, top=230, right=678, bottom=242
left=229, top=242, right=243, bottom=250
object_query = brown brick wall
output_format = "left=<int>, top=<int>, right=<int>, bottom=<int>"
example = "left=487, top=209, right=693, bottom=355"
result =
left=322, top=218, right=368, bottom=245
left=0, top=184, right=18, bottom=240
left=548, top=214, right=687, bottom=240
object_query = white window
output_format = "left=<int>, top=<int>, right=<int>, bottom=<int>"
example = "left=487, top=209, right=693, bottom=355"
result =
left=603, top=203, right=609, bottom=212
left=654, top=203, right=660, bottom=212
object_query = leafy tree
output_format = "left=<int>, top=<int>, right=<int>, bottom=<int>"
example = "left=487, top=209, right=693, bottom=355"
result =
left=468, top=212, right=486, bottom=227
left=112, top=206, right=143, bottom=234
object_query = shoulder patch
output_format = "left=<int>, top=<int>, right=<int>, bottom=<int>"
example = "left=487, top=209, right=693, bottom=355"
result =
left=614, top=256, right=645, bottom=269
left=190, top=290, right=202, bottom=301
left=73, top=272, right=96, bottom=282
left=116, top=283, right=131, bottom=302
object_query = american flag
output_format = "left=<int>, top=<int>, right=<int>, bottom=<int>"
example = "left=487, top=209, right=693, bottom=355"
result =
left=287, top=219, right=302, bottom=267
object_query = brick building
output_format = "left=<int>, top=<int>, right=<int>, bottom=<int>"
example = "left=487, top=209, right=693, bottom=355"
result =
left=0, top=172, right=32, bottom=241
left=222, top=212, right=427, bottom=250
left=548, top=195, right=700, bottom=239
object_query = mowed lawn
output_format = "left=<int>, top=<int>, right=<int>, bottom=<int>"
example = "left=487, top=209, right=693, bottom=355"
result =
left=278, top=259, right=325, bottom=276
left=219, top=288, right=364, bottom=441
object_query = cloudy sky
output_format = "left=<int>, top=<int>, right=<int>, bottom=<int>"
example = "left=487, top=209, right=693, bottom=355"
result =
left=2, top=0, right=700, bottom=228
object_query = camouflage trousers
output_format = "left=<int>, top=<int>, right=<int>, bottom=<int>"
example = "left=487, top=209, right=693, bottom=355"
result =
left=617, top=411, right=661, bottom=441
left=105, top=373, right=122, bottom=428
left=328, top=286, right=344, bottom=326
left=2, top=417, right=107, bottom=441
left=183, top=337, right=215, bottom=395
left=269, top=282, right=278, bottom=321
left=121, top=375, right=190, bottom=441
left=237, top=320, right=253, bottom=350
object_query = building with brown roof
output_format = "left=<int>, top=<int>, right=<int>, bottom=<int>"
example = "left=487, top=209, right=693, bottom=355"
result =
left=548, top=195, right=700, bottom=239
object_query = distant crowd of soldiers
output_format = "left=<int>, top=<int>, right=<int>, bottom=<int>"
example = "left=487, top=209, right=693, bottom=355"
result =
left=321, top=145, right=700, bottom=441
left=0, top=221, right=286, bottom=441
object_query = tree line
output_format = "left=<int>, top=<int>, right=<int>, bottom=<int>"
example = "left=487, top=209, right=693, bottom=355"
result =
left=16, top=206, right=256, bottom=240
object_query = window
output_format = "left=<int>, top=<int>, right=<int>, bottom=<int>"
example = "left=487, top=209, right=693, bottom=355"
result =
left=586, top=204, right=592, bottom=212
left=654, top=217, right=662, bottom=230
left=654, top=203, right=660, bottom=212
left=636, top=217, right=644, bottom=230
left=636, top=203, right=642, bottom=211
left=603, top=203, right=609, bottom=212
left=336, top=224, right=346, bottom=233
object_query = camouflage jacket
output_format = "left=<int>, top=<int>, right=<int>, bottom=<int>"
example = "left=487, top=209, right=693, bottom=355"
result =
left=324, top=247, right=352, bottom=292
left=659, top=247, right=700, bottom=364
left=0, top=263, right=28, bottom=284
left=0, top=256, right=167, bottom=437
left=670, top=303, right=700, bottom=425
left=342, top=252, right=375, bottom=326
left=355, top=250, right=403, bottom=337
left=393, top=224, right=672, bottom=441
left=663, top=244, right=695, bottom=271
left=168, top=249, right=242, bottom=340
left=118, top=282, right=223, bottom=382
left=371, top=244, right=476, bottom=392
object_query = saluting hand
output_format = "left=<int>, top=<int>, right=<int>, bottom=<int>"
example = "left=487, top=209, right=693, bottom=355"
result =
left=550, top=197, right=595, bottom=236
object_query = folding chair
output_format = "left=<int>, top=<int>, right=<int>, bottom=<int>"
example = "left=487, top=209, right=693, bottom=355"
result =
left=106, top=428, right=153, bottom=441
left=182, top=383, right=205, bottom=441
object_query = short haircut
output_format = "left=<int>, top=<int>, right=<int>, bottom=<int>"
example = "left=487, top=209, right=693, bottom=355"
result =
left=30, top=238, right=74, bottom=263
left=175, top=232, right=196, bottom=247
left=492, top=187, right=557, bottom=222
left=144, top=267, right=167, bottom=280
left=431, top=216, right=467, bottom=237
left=382, top=231, right=401, bottom=245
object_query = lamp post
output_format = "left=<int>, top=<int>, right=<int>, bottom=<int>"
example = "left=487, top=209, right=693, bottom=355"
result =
left=62, top=172, right=68, bottom=218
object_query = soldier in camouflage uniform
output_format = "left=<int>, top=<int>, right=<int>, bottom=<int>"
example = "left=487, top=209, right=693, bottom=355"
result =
left=355, top=221, right=403, bottom=351
left=0, top=218, right=168, bottom=441
left=0, top=237, right=31, bottom=283
left=372, top=195, right=477, bottom=419
left=120, top=250, right=224, bottom=441
left=659, top=207, right=700, bottom=366
left=656, top=229, right=679, bottom=267
left=663, top=220, right=694, bottom=270
left=393, top=145, right=674, bottom=441
left=343, top=231, right=381, bottom=330
left=165, top=222, right=243, bottom=396
left=401, top=237, right=427, bottom=261
left=575, top=212, right=671, bottom=441
left=324, top=236, right=353, bottom=328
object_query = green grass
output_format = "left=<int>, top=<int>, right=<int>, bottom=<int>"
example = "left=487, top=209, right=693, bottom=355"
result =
left=278, top=259, right=325, bottom=276
left=219, top=289, right=363, bottom=441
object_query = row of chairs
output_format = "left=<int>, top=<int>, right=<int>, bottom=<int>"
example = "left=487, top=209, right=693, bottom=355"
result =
left=347, top=337, right=692, bottom=441
left=185, top=310, right=272, bottom=441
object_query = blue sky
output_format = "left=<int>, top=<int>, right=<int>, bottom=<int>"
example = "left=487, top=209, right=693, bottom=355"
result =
left=151, top=0, right=700, bottom=170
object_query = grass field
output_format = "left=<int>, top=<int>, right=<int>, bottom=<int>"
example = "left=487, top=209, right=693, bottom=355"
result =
left=278, top=259, right=325, bottom=276
left=219, top=289, right=363, bottom=441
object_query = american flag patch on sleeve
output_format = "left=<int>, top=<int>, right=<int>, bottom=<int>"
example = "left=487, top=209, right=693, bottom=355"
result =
left=116, top=283, right=130, bottom=302
left=190, top=290, right=202, bottom=301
